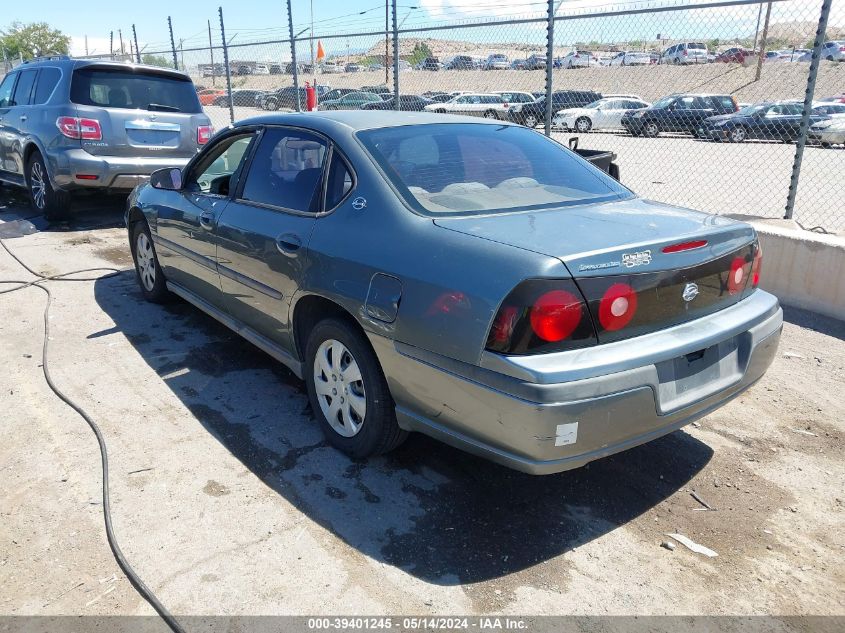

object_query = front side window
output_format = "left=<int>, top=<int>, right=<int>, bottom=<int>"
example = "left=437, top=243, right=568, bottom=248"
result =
left=359, top=123, right=630, bottom=216
left=0, top=74, right=16, bottom=108
left=189, top=134, right=255, bottom=196
left=11, top=70, right=37, bottom=106
left=239, top=128, right=328, bottom=213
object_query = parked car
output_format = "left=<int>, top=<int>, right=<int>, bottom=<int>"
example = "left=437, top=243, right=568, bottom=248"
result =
left=622, top=93, right=738, bottom=137
left=808, top=118, right=845, bottom=147
left=698, top=101, right=827, bottom=143
left=559, top=50, right=599, bottom=69
left=201, top=64, right=225, bottom=77
left=424, top=93, right=508, bottom=119
left=608, top=51, right=651, bottom=66
left=345, top=63, right=362, bottom=73
left=254, top=64, right=270, bottom=75
left=812, top=101, right=845, bottom=118
left=317, top=89, right=356, bottom=104
left=198, top=88, right=227, bottom=105
left=508, top=90, right=604, bottom=128
left=484, top=54, right=510, bottom=70
left=361, top=85, right=394, bottom=100
left=321, top=62, right=343, bottom=74
left=269, top=64, right=283, bottom=75
left=445, top=55, right=475, bottom=70
left=553, top=97, right=650, bottom=132
left=820, top=94, right=845, bottom=103
left=126, top=111, right=780, bottom=474
left=213, top=89, right=264, bottom=107
left=320, top=91, right=383, bottom=110
left=715, top=48, right=754, bottom=63
left=419, top=57, right=441, bottom=71
left=525, top=54, right=547, bottom=70
left=821, top=40, right=845, bottom=61
left=259, top=85, right=331, bottom=110
left=0, top=56, right=212, bottom=221
left=494, top=91, right=536, bottom=105
left=662, top=42, right=709, bottom=64
left=361, top=95, right=435, bottom=111
left=511, top=59, right=528, bottom=70
left=428, top=93, right=455, bottom=103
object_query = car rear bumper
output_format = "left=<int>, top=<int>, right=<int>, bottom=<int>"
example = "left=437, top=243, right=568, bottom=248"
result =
left=48, top=149, right=194, bottom=192
left=370, top=290, right=782, bottom=475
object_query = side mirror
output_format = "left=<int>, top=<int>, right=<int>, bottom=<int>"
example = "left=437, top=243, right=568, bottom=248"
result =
left=149, top=167, right=182, bottom=191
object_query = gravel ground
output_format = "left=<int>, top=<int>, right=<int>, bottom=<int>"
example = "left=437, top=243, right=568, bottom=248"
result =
left=0, top=194, right=843, bottom=622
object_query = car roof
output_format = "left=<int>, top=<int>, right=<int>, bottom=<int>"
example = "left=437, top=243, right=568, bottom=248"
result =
left=18, top=56, right=192, bottom=80
left=233, top=111, right=517, bottom=134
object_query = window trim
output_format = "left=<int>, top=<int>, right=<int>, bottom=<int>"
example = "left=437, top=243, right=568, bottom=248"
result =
left=32, top=66, right=64, bottom=105
left=185, top=128, right=259, bottom=199
left=232, top=123, right=332, bottom=217
left=319, top=143, right=357, bottom=216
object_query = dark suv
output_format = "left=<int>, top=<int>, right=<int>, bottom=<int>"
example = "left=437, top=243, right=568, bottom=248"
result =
left=258, top=85, right=330, bottom=110
left=0, top=56, right=211, bottom=220
left=507, top=90, right=602, bottom=127
left=622, top=93, right=738, bottom=137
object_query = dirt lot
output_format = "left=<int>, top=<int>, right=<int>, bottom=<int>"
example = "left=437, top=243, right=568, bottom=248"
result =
left=0, top=193, right=844, bottom=622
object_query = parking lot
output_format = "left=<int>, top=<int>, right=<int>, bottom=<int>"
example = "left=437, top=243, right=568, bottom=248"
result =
left=1, top=192, right=843, bottom=619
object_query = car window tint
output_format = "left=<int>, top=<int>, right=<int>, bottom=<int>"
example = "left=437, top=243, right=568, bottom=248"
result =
left=359, top=123, right=629, bottom=216
left=240, top=128, right=327, bottom=213
left=0, top=73, right=17, bottom=108
left=70, top=66, right=201, bottom=113
left=191, top=135, right=254, bottom=195
left=33, top=68, right=61, bottom=105
left=325, top=151, right=353, bottom=209
left=11, top=70, right=37, bottom=106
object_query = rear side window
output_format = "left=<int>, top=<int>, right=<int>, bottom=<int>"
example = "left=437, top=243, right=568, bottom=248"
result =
left=714, top=96, right=735, bottom=110
left=11, top=70, right=37, bottom=106
left=240, top=128, right=327, bottom=213
left=33, top=68, right=61, bottom=105
left=324, top=151, right=353, bottom=209
left=359, top=123, right=629, bottom=216
left=0, top=73, right=17, bottom=107
left=70, top=67, right=201, bottom=113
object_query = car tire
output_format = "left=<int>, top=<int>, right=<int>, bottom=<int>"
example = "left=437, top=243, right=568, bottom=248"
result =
left=566, top=61, right=573, bottom=69
left=673, top=58, right=680, bottom=65
left=523, top=113, right=539, bottom=128
left=826, top=55, right=834, bottom=62
left=575, top=116, right=592, bottom=133
left=305, top=318, right=407, bottom=459
left=728, top=126, right=747, bottom=143
left=643, top=122, right=660, bottom=137
left=130, top=221, right=170, bottom=303
left=820, top=141, right=833, bottom=149
left=436, top=108, right=446, bottom=114
left=27, top=152, right=71, bottom=222
left=483, top=109, right=498, bottom=119
left=267, top=98, right=279, bottom=111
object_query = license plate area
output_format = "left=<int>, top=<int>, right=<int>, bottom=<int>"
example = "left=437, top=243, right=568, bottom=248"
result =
left=655, top=337, right=741, bottom=413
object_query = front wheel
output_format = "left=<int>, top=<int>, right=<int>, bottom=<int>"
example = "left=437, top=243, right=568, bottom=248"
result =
left=130, top=221, right=170, bottom=303
left=483, top=109, right=498, bottom=119
left=728, top=126, right=747, bottom=143
left=643, top=121, right=660, bottom=137
left=305, top=318, right=406, bottom=458
left=575, top=116, right=592, bottom=133
left=27, top=152, right=71, bottom=222
left=523, top=113, right=539, bottom=127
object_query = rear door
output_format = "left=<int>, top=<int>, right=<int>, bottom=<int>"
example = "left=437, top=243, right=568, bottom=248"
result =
left=215, top=126, right=328, bottom=351
left=154, top=130, right=257, bottom=305
left=69, top=64, right=207, bottom=159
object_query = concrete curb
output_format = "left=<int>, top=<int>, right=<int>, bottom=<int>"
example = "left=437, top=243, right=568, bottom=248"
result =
left=750, top=220, right=845, bottom=321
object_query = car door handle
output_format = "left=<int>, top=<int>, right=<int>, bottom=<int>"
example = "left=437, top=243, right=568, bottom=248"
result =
left=20, top=115, right=27, bottom=121
left=198, top=210, right=215, bottom=230
left=276, top=233, right=302, bottom=253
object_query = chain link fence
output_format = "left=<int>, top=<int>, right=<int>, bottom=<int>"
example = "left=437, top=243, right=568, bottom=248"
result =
left=5, top=0, right=842, bottom=232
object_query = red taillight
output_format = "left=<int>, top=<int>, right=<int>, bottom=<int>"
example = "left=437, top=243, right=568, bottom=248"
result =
left=662, top=239, right=708, bottom=254
left=197, top=125, right=213, bottom=145
left=751, top=243, right=762, bottom=287
left=530, top=290, right=583, bottom=342
left=727, top=256, right=748, bottom=295
left=56, top=116, right=102, bottom=140
left=683, top=50, right=688, bottom=56
left=490, top=305, right=518, bottom=344
left=598, top=283, right=638, bottom=331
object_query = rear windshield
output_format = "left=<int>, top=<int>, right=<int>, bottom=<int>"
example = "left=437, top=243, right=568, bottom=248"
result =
left=358, top=123, right=630, bottom=216
left=70, top=67, right=201, bottom=113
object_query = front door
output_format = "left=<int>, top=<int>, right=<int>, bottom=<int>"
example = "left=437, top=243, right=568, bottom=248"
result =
left=5, top=70, right=38, bottom=178
left=154, top=130, right=257, bottom=305
left=0, top=73, right=19, bottom=177
left=216, top=126, right=328, bottom=352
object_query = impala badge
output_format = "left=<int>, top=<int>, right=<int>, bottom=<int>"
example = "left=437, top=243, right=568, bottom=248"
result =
left=682, top=282, right=699, bottom=302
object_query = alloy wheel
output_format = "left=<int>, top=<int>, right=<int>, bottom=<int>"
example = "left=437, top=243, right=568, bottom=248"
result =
left=135, top=233, right=156, bottom=291
left=576, top=117, right=592, bottom=133
left=524, top=114, right=538, bottom=127
left=730, top=127, right=747, bottom=143
left=313, top=339, right=366, bottom=438
left=645, top=122, right=659, bottom=137
left=30, top=161, right=46, bottom=210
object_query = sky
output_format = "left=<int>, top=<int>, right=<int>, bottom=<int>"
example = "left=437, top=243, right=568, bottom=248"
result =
left=3, top=0, right=839, bottom=57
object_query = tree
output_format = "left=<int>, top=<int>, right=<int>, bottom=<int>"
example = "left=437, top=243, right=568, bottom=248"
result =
left=142, top=54, right=172, bottom=68
left=0, top=21, right=70, bottom=60
left=408, top=41, right=433, bottom=66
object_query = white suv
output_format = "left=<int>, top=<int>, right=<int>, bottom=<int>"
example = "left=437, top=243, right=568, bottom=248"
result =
left=663, top=42, right=709, bottom=65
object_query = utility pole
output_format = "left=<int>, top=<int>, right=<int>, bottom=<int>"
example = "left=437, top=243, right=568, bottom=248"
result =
left=311, top=0, right=316, bottom=88
left=109, top=31, right=113, bottom=60
left=84, top=35, right=89, bottom=56
left=544, top=0, right=555, bottom=136
left=179, top=39, right=185, bottom=71
left=287, top=0, right=301, bottom=111
left=752, top=2, right=764, bottom=51
left=755, top=1, right=773, bottom=81
left=208, top=20, right=216, bottom=87
left=219, top=6, right=235, bottom=124
left=392, top=0, right=399, bottom=109
left=118, top=29, right=124, bottom=58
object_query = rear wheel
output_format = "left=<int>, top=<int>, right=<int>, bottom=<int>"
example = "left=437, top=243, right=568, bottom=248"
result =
left=575, top=116, right=592, bottom=133
left=483, top=109, right=498, bottom=119
left=523, top=113, right=539, bottom=128
left=820, top=141, right=833, bottom=149
left=27, top=152, right=70, bottom=222
left=643, top=121, right=660, bottom=137
left=728, top=126, right=747, bottom=143
left=305, top=318, right=406, bottom=459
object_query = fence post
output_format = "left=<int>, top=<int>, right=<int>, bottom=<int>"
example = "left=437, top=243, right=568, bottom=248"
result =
left=392, top=0, right=400, bottom=110
left=287, top=0, right=301, bottom=112
left=132, top=25, right=141, bottom=64
left=219, top=7, right=236, bottom=124
left=754, top=2, right=772, bottom=82
left=784, top=0, right=832, bottom=221
left=544, top=0, right=555, bottom=136
left=384, top=0, right=390, bottom=86
left=168, top=17, right=179, bottom=69
left=109, top=31, right=114, bottom=60
left=208, top=20, right=216, bottom=87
